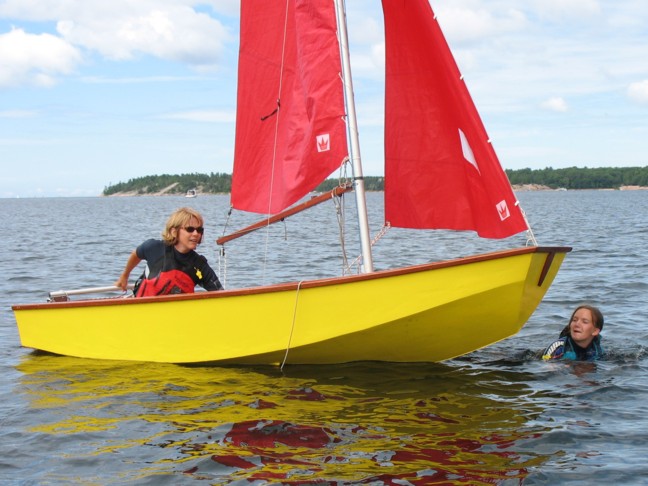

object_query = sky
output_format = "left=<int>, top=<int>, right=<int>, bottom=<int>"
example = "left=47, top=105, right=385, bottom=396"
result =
left=1, top=0, right=648, bottom=198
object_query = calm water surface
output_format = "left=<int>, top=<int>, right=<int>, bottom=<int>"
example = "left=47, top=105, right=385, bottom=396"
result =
left=1, top=191, right=647, bottom=484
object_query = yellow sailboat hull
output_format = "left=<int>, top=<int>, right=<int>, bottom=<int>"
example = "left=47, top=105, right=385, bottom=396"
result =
left=13, top=247, right=569, bottom=365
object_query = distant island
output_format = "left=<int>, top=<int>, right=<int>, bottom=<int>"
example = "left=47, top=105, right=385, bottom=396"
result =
left=102, top=166, right=648, bottom=196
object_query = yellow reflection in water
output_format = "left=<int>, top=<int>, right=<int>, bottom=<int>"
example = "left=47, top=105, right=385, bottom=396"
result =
left=17, top=354, right=551, bottom=484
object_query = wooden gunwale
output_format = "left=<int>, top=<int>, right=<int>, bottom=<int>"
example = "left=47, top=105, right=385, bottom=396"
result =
left=12, top=246, right=571, bottom=311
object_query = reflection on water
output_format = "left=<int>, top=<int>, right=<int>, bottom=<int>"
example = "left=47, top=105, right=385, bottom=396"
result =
left=17, top=354, right=555, bottom=484
left=4, top=191, right=648, bottom=483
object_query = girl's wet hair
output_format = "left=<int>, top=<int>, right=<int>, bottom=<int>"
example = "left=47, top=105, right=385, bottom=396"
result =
left=560, top=304, right=604, bottom=337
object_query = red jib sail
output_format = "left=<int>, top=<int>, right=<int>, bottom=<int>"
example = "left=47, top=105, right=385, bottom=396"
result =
left=381, top=0, right=527, bottom=238
left=231, top=0, right=348, bottom=215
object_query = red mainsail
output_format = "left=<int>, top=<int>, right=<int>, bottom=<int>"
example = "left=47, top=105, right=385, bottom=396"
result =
left=381, top=0, right=527, bottom=238
left=231, top=0, right=348, bottom=215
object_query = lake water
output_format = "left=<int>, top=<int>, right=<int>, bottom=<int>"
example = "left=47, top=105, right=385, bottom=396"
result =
left=1, top=190, right=647, bottom=484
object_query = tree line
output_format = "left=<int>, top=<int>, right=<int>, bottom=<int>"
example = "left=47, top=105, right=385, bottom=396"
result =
left=505, top=166, right=648, bottom=189
left=103, top=166, right=648, bottom=195
left=103, top=172, right=232, bottom=196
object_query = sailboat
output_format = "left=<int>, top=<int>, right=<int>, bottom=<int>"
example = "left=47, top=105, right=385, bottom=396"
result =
left=12, top=0, right=570, bottom=365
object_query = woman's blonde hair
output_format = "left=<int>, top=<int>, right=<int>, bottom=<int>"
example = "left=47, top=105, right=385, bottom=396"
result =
left=161, top=207, right=204, bottom=245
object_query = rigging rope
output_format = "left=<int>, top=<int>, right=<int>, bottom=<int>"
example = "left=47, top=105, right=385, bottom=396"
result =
left=280, top=280, right=304, bottom=370
left=218, top=246, right=227, bottom=288
left=346, top=222, right=391, bottom=273
left=218, top=208, right=233, bottom=287
left=517, top=203, right=538, bottom=246
left=257, top=0, right=291, bottom=286
left=334, top=161, right=354, bottom=274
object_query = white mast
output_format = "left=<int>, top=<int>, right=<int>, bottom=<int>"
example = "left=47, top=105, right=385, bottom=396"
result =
left=334, top=0, right=374, bottom=273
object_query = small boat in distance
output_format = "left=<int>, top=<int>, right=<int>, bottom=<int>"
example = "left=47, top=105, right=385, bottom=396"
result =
left=185, top=188, right=197, bottom=198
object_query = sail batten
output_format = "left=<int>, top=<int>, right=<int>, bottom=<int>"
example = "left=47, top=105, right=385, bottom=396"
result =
left=381, top=0, right=528, bottom=239
left=232, top=0, right=348, bottom=215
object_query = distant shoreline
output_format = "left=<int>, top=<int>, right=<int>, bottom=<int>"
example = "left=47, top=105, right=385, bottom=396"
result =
left=618, top=185, right=648, bottom=190
left=511, top=184, right=648, bottom=191
left=101, top=167, right=648, bottom=196
left=104, top=184, right=648, bottom=197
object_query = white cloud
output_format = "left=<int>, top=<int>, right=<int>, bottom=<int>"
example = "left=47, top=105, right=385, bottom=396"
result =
left=541, top=97, right=568, bottom=112
left=0, top=28, right=81, bottom=88
left=160, top=109, right=235, bottom=122
left=435, top=6, right=527, bottom=44
left=0, top=0, right=232, bottom=75
left=81, top=75, right=206, bottom=84
left=627, top=80, right=648, bottom=104
left=56, top=7, right=229, bottom=70
left=530, top=0, right=602, bottom=20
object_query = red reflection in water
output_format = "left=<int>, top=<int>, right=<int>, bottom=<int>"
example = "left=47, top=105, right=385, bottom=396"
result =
left=224, top=419, right=333, bottom=449
left=210, top=454, right=258, bottom=470
left=247, top=399, right=278, bottom=409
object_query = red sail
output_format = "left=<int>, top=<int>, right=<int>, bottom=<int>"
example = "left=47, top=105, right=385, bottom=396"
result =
left=381, top=0, right=527, bottom=238
left=231, top=0, right=348, bottom=215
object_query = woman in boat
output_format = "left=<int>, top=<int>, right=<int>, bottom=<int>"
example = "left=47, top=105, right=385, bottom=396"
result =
left=114, top=207, right=223, bottom=296
left=542, top=305, right=604, bottom=361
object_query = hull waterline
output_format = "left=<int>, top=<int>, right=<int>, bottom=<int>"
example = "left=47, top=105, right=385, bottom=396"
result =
left=13, top=247, right=570, bottom=365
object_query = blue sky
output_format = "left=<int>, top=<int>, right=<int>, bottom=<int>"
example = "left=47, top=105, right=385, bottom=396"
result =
left=1, top=0, right=647, bottom=198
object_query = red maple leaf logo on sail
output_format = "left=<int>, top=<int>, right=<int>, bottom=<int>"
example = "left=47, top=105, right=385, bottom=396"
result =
left=316, top=134, right=330, bottom=152
left=496, top=200, right=510, bottom=221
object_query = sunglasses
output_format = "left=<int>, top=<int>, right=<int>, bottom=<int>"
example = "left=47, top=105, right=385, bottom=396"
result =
left=183, top=226, right=204, bottom=234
